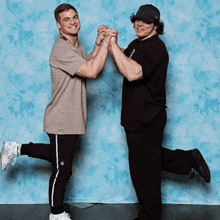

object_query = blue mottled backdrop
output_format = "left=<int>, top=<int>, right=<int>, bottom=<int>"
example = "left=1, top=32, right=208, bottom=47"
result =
left=0, top=0, right=220, bottom=205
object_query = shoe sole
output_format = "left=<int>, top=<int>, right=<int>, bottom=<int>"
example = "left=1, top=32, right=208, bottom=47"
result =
left=0, top=154, right=2, bottom=171
left=192, top=149, right=211, bottom=183
left=1, top=142, right=8, bottom=171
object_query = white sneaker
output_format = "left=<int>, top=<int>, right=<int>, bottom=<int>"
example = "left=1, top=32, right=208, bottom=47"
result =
left=0, top=142, right=21, bottom=171
left=49, top=212, right=71, bottom=220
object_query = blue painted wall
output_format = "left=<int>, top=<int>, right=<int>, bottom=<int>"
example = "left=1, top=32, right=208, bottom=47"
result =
left=0, top=0, right=220, bottom=205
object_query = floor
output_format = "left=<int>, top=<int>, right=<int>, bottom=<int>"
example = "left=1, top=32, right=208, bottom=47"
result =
left=0, top=203, right=220, bottom=220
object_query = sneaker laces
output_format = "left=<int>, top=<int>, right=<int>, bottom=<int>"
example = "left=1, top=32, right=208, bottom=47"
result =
left=63, top=212, right=71, bottom=219
left=50, top=212, right=71, bottom=220
left=11, top=158, right=17, bottom=166
left=6, top=143, right=19, bottom=166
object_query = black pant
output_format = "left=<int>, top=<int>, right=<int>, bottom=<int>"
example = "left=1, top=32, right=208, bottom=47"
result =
left=21, top=134, right=78, bottom=214
left=125, top=110, right=194, bottom=220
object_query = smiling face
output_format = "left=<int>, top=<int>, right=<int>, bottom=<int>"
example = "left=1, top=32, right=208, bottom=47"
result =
left=56, top=9, right=81, bottom=37
left=134, top=20, right=157, bottom=41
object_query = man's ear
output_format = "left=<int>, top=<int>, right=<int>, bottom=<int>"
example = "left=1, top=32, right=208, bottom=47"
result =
left=56, top=22, right=61, bottom=29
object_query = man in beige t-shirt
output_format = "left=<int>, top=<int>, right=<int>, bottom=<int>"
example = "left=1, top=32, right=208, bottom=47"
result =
left=0, top=3, right=117, bottom=220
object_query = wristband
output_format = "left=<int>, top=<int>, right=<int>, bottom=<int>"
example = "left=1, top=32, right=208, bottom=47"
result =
left=95, top=42, right=101, bottom=46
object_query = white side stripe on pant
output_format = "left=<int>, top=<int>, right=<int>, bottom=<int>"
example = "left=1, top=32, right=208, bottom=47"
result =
left=51, top=135, right=59, bottom=207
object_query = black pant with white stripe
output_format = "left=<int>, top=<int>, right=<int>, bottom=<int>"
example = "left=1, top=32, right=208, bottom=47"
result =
left=21, top=134, right=78, bottom=214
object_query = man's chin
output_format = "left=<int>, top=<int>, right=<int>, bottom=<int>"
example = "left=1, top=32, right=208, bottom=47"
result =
left=138, top=36, right=146, bottom=41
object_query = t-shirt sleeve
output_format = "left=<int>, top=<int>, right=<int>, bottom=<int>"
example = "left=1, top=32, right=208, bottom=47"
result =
left=135, top=47, right=162, bottom=79
left=125, top=40, right=165, bottom=79
left=50, top=44, right=87, bottom=77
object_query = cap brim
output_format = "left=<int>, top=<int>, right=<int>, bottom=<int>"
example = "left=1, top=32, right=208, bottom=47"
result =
left=130, top=15, right=154, bottom=23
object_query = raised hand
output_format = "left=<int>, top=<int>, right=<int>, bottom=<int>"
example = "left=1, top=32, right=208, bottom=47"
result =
left=97, top=28, right=117, bottom=47
left=96, top=25, right=109, bottom=45
left=97, top=25, right=109, bottom=34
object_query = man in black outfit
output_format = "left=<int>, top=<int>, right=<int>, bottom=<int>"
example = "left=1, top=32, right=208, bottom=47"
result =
left=108, top=4, right=211, bottom=220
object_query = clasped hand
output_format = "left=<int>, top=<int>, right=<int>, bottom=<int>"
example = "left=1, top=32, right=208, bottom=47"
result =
left=97, top=25, right=118, bottom=46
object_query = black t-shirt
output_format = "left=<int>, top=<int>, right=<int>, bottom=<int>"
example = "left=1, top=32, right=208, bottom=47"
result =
left=121, top=35, right=169, bottom=131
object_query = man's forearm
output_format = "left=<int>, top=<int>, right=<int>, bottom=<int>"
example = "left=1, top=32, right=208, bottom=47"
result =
left=111, top=43, right=143, bottom=81
left=89, top=42, right=101, bottom=60
left=77, top=39, right=109, bottom=79
left=88, top=40, right=109, bottom=77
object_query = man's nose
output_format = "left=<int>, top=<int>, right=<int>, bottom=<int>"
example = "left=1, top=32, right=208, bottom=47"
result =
left=70, top=18, right=76, bottom=24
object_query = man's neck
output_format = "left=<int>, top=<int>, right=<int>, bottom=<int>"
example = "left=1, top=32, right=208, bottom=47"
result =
left=61, top=33, right=79, bottom=47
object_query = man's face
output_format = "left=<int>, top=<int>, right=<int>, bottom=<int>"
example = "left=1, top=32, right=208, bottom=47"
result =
left=134, top=20, right=157, bottom=40
left=57, top=9, right=81, bottom=36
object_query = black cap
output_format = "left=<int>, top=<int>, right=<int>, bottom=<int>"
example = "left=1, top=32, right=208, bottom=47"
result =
left=131, top=4, right=160, bottom=23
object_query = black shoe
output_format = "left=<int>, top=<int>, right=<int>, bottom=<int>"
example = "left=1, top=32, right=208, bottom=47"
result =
left=191, top=149, right=211, bottom=183
left=134, top=217, right=156, bottom=220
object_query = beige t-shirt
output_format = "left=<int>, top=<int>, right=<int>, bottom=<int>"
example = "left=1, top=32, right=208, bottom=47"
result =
left=44, top=38, right=90, bottom=135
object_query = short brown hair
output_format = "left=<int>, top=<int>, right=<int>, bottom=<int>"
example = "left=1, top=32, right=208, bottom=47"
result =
left=54, top=3, right=78, bottom=22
